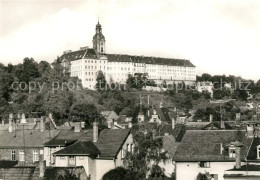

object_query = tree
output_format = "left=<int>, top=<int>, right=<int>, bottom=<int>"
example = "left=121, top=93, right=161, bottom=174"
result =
left=95, top=70, right=106, bottom=90
left=102, top=167, right=138, bottom=180
left=70, top=103, right=98, bottom=126
left=123, top=130, right=168, bottom=178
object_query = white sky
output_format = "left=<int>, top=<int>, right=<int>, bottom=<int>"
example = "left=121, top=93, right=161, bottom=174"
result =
left=0, top=0, right=259, bottom=80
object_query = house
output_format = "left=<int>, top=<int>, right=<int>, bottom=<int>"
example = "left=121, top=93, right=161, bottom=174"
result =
left=101, top=111, right=119, bottom=127
left=196, top=81, right=213, bottom=98
left=0, top=114, right=60, bottom=166
left=174, top=129, right=257, bottom=180
left=137, top=106, right=175, bottom=124
left=44, top=122, right=134, bottom=180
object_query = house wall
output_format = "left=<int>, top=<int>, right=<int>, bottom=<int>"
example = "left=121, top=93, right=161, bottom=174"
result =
left=0, top=148, right=42, bottom=166
left=176, top=161, right=246, bottom=180
left=115, top=133, right=134, bottom=167
left=88, top=157, right=96, bottom=180
left=44, top=146, right=64, bottom=166
left=158, top=159, right=175, bottom=177
left=95, top=159, right=115, bottom=180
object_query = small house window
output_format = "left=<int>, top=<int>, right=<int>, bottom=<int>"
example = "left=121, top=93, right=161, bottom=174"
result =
left=121, top=149, right=125, bottom=159
left=11, top=151, right=16, bottom=161
left=19, top=151, right=25, bottom=161
left=127, top=144, right=130, bottom=152
left=33, top=151, right=39, bottom=162
left=257, top=145, right=260, bottom=159
left=198, top=161, right=210, bottom=168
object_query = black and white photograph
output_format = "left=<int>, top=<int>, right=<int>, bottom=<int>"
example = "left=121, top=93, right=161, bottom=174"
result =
left=0, top=0, right=259, bottom=179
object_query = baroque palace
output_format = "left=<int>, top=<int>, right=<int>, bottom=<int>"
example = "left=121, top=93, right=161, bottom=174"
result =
left=60, top=21, right=196, bottom=89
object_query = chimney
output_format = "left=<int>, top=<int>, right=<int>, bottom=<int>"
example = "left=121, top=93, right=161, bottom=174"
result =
left=209, top=114, right=213, bottom=123
left=80, top=121, right=85, bottom=128
left=74, top=122, right=81, bottom=133
left=8, top=113, right=13, bottom=133
left=231, top=141, right=244, bottom=169
left=1, top=120, right=4, bottom=127
left=220, top=119, right=225, bottom=129
left=40, top=116, right=45, bottom=132
left=235, top=113, right=241, bottom=126
left=39, top=150, right=45, bottom=177
left=172, top=118, right=175, bottom=129
left=108, top=121, right=111, bottom=129
left=93, top=122, right=98, bottom=142
left=34, top=118, right=37, bottom=125
left=220, top=143, right=224, bottom=155
left=128, top=122, right=132, bottom=128
left=20, top=113, right=27, bottom=124
left=246, top=123, right=255, bottom=138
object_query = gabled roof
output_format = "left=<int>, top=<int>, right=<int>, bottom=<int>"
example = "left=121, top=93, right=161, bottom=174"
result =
left=247, top=138, right=260, bottom=161
left=0, top=130, right=60, bottom=148
left=44, top=128, right=131, bottom=159
left=53, top=141, right=99, bottom=156
left=94, top=129, right=130, bottom=158
left=106, top=54, right=195, bottom=67
left=44, top=130, right=92, bottom=147
left=60, top=48, right=97, bottom=62
left=174, top=130, right=252, bottom=162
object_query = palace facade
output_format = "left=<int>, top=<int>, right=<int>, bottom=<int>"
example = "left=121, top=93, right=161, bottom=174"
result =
left=60, top=21, right=196, bottom=89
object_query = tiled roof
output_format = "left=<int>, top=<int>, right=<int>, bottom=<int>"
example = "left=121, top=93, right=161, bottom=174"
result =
left=157, top=107, right=172, bottom=123
left=163, top=135, right=180, bottom=157
left=59, top=49, right=195, bottom=67
left=44, top=130, right=92, bottom=147
left=174, top=130, right=252, bottom=162
left=95, top=129, right=130, bottom=158
left=107, top=54, right=195, bottom=67
left=53, top=141, right=99, bottom=156
left=247, top=138, right=260, bottom=161
left=0, top=130, right=60, bottom=148
left=60, top=48, right=97, bottom=61
left=44, top=128, right=131, bottom=159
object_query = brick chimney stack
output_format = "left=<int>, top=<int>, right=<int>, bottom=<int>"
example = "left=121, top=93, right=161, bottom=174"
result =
left=231, top=141, right=244, bottom=169
left=93, top=122, right=98, bottom=142
left=40, top=116, right=45, bottom=132
left=172, top=118, right=175, bottom=129
left=1, top=120, right=4, bottom=127
left=74, top=122, right=81, bottom=133
left=8, top=113, right=13, bottom=133
left=235, top=113, right=241, bottom=126
left=209, top=114, right=213, bottom=123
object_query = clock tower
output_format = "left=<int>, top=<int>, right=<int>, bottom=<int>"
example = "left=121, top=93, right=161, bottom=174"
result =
left=93, top=20, right=106, bottom=54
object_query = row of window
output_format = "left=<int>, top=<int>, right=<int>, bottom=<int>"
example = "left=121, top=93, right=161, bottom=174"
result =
left=121, top=143, right=134, bottom=158
left=11, top=150, right=39, bottom=162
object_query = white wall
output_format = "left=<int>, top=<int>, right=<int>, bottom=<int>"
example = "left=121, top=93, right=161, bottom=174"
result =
left=176, top=161, right=245, bottom=180
left=95, top=159, right=115, bottom=180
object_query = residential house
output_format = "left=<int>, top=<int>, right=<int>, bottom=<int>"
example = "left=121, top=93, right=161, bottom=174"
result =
left=101, top=111, right=119, bottom=127
left=174, top=129, right=256, bottom=180
left=0, top=114, right=60, bottom=166
left=44, top=122, right=134, bottom=180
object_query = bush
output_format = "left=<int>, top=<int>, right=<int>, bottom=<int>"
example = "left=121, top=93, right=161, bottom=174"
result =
left=102, top=167, right=138, bottom=180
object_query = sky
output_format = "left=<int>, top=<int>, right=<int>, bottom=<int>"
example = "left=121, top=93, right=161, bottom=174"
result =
left=0, top=0, right=259, bottom=80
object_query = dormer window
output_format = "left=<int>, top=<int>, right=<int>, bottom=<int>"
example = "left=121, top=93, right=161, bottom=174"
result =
left=257, top=145, right=260, bottom=159
left=229, top=146, right=236, bottom=158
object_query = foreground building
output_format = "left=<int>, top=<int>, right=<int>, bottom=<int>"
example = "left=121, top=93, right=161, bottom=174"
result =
left=44, top=123, right=134, bottom=180
left=60, top=21, right=196, bottom=89
left=174, top=122, right=260, bottom=180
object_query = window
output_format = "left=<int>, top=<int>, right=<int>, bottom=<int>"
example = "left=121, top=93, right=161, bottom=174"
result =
left=229, top=147, right=236, bottom=158
left=121, top=149, right=125, bottom=159
left=33, top=150, right=39, bottom=162
left=11, top=150, right=16, bottom=161
left=257, top=145, right=260, bottom=159
left=131, top=144, right=134, bottom=153
left=19, top=151, right=25, bottom=161
left=127, top=144, right=130, bottom=152
left=198, top=161, right=210, bottom=168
